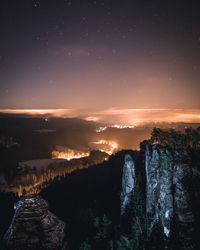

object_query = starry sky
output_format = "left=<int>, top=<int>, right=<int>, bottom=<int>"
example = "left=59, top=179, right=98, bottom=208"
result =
left=0, top=0, right=200, bottom=111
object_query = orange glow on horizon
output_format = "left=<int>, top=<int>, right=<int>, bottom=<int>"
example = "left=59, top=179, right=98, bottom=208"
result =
left=0, top=108, right=73, bottom=117
left=89, top=139, right=118, bottom=155
left=84, top=116, right=100, bottom=122
left=0, top=108, right=200, bottom=126
left=52, top=148, right=89, bottom=160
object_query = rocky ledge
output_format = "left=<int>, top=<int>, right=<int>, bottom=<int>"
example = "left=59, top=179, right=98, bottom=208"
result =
left=3, top=194, right=67, bottom=250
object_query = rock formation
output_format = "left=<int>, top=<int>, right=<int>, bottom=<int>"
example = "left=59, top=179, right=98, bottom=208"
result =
left=145, top=144, right=174, bottom=239
left=173, top=163, right=196, bottom=250
left=121, top=154, right=135, bottom=215
left=3, top=194, right=67, bottom=250
left=120, top=143, right=198, bottom=249
left=145, top=143, right=196, bottom=249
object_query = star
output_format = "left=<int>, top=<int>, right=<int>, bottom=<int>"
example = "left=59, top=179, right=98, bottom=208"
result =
left=33, top=1, right=39, bottom=8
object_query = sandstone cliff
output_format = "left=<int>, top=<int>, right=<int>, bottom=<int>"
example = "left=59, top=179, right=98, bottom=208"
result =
left=121, top=143, right=199, bottom=249
left=121, top=154, right=136, bottom=215
left=145, top=143, right=197, bottom=249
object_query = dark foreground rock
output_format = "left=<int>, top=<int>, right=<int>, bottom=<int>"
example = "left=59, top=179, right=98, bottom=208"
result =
left=3, top=194, right=67, bottom=250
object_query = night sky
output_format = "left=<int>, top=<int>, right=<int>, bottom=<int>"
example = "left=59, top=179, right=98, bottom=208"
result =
left=0, top=0, right=200, bottom=112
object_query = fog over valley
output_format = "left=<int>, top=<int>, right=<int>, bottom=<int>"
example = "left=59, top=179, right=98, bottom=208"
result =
left=0, top=113, right=199, bottom=198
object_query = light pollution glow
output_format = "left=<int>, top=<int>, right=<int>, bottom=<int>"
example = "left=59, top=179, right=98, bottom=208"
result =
left=0, top=153, right=107, bottom=197
left=52, top=148, right=89, bottom=160
left=1, top=108, right=200, bottom=126
left=52, top=140, right=118, bottom=159
left=0, top=109, right=73, bottom=116
left=89, top=140, right=118, bottom=155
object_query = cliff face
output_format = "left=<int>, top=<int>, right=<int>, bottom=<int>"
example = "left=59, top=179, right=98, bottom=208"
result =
left=145, top=143, right=196, bottom=249
left=121, top=154, right=136, bottom=215
left=173, top=163, right=196, bottom=250
left=3, top=195, right=67, bottom=250
left=121, top=143, right=198, bottom=249
left=145, top=144, right=174, bottom=239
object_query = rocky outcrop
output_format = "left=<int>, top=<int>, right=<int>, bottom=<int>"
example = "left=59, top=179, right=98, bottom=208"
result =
left=120, top=143, right=198, bottom=249
left=145, top=143, right=196, bottom=249
left=145, top=144, right=174, bottom=239
left=121, top=154, right=135, bottom=215
left=3, top=195, right=67, bottom=250
left=173, top=164, right=196, bottom=250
